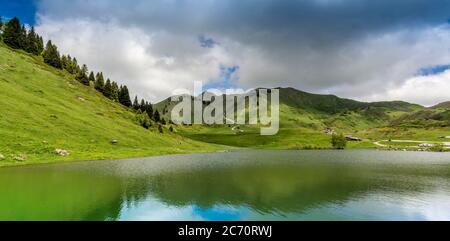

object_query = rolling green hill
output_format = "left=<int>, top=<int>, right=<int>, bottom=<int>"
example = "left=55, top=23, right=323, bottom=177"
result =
left=0, top=43, right=222, bottom=167
left=154, top=85, right=448, bottom=150
left=389, top=102, right=450, bottom=128
left=431, top=101, right=450, bottom=109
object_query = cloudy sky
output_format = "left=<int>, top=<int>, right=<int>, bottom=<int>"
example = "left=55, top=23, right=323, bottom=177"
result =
left=2, top=0, right=450, bottom=105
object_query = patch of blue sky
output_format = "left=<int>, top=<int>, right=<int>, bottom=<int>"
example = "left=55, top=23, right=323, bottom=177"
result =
left=0, top=0, right=37, bottom=25
left=417, top=64, right=450, bottom=76
left=204, top=65, right=240, bottom=90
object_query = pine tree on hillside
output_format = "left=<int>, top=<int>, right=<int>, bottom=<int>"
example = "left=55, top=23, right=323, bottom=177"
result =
left=133, top=96, right=139, bottom=110
left=145, top=102, right=154, bottom=120
left=68, top=56, right=76, bottom=73
left=94, top=72, right=105, bottom=92
left=72, top=57, right=80, bottom=74
left=119, top=85, right=132, bottom=107
left=76, top=64, right=89, bottom=85
left=88, top=71, right=96, bottom=85
left=61, top=55, right=68, bottom=69
left=103, top=79, right=113, bottom=99
left=3, top=17, right=23, bottom=49
left=111, top=81, right=119, bottom=101
left=37, top=36, right=44, bottom=54
left=43, top=40, right=62, bottom=69
left=19, top=25, right=27, bottom=49
left=154, top=110, right=161, bottom=123
left=140, top=99, right=146, bottom=112
left=0, top=16, right=3, bottom=29
left=25, top=27, right=40, bottom=55
left=63, top=55, right=75, bottom=74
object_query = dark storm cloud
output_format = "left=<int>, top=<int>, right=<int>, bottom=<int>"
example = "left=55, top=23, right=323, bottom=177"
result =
left=35, top=0, right=450, bottom=105
left=37, top=0, right=450, bottom=46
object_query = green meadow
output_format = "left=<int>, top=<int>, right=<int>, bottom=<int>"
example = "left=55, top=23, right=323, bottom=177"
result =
left=0, top=43, right=223, bottom=167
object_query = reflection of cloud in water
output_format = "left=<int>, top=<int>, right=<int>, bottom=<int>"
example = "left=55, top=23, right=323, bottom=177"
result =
left=2, top=150, right=450, bottom=220
left=192, top=205, right=241, bottom=221
left=118, top=197, right=203, bottom=221
left=279, top=190, right=450, bottom=221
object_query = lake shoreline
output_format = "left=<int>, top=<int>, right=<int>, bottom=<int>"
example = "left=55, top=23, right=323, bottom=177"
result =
left=1, top=147, right=448, bottom=169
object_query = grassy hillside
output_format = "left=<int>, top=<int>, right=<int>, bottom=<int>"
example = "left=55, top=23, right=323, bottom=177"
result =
left=155, top=87, right=441, bottom=149
left=389, top=102, right=450, bottom=128
left=0, top=43, right=223, bottom=167
left=431, top=101, right=450, bottom=109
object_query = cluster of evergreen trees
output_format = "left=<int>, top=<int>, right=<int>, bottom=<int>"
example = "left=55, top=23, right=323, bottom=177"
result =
left=1, top=17, right=167, bottom=127
left=132, top=96, right=165, bottom=125
left=1, top=17, right=44, bottom=55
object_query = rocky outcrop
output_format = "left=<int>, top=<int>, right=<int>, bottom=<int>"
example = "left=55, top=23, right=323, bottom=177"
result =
left=14, top=154, right=27, bottom=161
left=55, top=149, right=70, bottom=156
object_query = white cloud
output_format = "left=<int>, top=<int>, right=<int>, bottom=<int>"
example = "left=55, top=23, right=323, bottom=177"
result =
left=36, top=17, right=236, bottom=102
left=368, top=70, right=450, bottom=107
left=34, top=0, right=450, bottom=105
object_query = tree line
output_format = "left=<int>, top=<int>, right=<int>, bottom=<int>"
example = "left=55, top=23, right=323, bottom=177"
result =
left=0, top=17, right=165, bottom=127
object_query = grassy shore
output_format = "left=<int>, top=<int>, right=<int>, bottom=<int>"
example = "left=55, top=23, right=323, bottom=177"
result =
left=0, top=43, right=224, bottom=167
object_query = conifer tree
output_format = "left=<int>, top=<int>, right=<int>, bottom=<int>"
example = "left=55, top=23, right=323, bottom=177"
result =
left=36, top=35, right=44, bottom=54
left=94, top=72, right=105, bottom=92
left=72, top=57, right=80, bottom=74
left=154, top=110, right=161, bottom=123
left=76, top=64, right=89, bottom=85
left=111, top=81, right=119, bottom=101
left=25, top=27, right=40, bottom=55
left=103, top=79, right=113, bottom=99
left=140, top=99, right=146, bottom=112
left=3, top=17, right=22, bottom=49
left=64, top=55, right=72, bottom=73
left=61, top=55, right=68, bottom=69
left=43, top=40, right=62, bottom=69
left=119, top=85, right=132, bottom=107
left=88, top=71, right=96, bottom=85
left=64, top=55, right=76, bottom=74
left=19, top=25, right=27, bottom=49
left=133, top=96, right=139, bottom=110
left=146, top=103, right=154, bottom=120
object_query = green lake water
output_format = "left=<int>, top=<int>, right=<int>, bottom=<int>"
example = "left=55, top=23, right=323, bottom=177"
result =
left=0, top=150, right=449, bottom=221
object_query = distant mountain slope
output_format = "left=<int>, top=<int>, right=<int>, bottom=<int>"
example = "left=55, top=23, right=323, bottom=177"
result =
left=154, top=87, right=423, bottom=130
left=0, top=43, right=219, bottom=166
left=431, top=101, right=450, bottom=110
left=390, top=101, right=450, bottom=128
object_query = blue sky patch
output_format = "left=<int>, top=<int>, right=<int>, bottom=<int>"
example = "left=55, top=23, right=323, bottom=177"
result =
left=0, top=0, right=36, bottom=25
left=418, top=64, right=450, bottom=76
left=204, top=65, right=240, bottom=90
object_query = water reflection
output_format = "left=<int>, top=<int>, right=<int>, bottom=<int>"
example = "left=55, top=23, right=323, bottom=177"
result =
left=0, top=150, right=449, bottom=220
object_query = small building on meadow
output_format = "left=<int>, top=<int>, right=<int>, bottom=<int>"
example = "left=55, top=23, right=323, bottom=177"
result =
left=418, top=143, right=433, bottom=147
left=345, top=135, right=362, bottom=141
left=323, top=128, right=335, bottom=135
